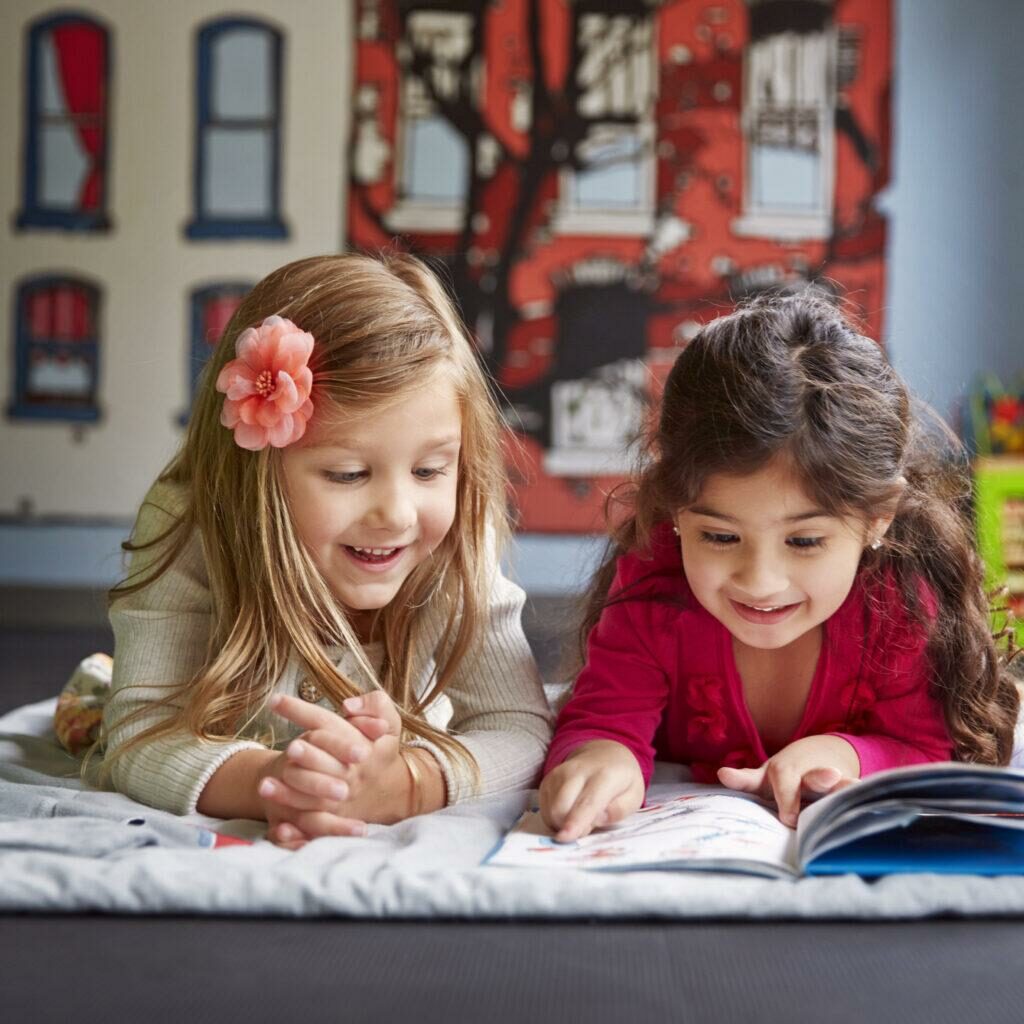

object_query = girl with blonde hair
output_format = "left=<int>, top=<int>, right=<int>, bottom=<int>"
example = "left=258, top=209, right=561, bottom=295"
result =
left=100, top=251, right=552, bottom=847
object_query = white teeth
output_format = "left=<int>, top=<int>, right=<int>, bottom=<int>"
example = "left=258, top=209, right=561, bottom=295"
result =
left=751, top=605, right=783, bottom=612
left=352, top=546, right=397, bottom=557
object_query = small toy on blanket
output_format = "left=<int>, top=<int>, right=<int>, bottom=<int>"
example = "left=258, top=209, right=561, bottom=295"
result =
left=54, top=652, right=111, bottom=755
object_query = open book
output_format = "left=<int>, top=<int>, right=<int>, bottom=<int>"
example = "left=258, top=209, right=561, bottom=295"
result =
left=486, top=762, right=1024, bottom=879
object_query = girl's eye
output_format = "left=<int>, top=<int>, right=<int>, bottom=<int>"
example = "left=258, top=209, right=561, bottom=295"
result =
left=788, top=536, right=825, bottom=550
left=324, top=470, right=366, bottom=484
left=700, top=531, right=738, bottom=547
left=414, top=466, right=448, bottom=480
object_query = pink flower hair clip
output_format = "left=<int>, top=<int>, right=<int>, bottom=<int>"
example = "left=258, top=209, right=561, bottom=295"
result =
left=216, top=315, right=315, bottom=450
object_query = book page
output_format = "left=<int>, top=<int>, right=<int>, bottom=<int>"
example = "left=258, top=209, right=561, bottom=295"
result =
left=486, top=785, right=798, bottom=876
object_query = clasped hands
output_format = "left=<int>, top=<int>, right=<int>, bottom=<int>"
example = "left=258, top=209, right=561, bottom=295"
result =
left=540, top=735, right=860, bottom=842
left=258, top=691, right=415, bottom=849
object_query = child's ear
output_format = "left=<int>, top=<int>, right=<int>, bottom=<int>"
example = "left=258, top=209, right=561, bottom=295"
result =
left=867, top=477, right=906, bottom=549
left=866, top=517, right=892, bottom=550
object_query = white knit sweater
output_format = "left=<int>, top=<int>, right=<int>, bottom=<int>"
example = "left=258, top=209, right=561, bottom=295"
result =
left=105, top=481, right=554, bottom=815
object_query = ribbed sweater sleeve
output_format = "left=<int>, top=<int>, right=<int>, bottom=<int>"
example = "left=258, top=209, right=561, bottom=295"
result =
left=105, top=482, right=264, bottom=815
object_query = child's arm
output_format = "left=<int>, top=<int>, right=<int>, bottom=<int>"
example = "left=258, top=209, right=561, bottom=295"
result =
left=196, top=692, right=445, bottom=845
left=828, top=579, right=954, bottom=775
left=539, top=564, right=673, bottom=840
left=105, top=485, right=274, bottom=815
left=720, top=582, right=953, bottom=826
left=544, top=570, right=671, bottom=791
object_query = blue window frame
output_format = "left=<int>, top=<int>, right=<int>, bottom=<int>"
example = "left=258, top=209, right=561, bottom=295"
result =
left=178, top=282, right=252, bottom=423
left=186, top=18, right=287, bottom=239
left=17, top=12, right=113, bottom=232
left=8, top=275, right=102, bottom=422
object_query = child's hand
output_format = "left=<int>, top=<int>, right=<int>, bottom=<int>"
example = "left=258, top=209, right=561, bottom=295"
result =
left=539, top=739, right=645, bottom=843
left=338, top=690, right=403, bottom=742
left=717, top=735, right=860, bottom=827
left=258, top=692, right=413, bottom=845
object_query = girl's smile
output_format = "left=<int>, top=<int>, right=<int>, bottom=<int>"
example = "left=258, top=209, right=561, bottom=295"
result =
left=728, top=599, right=803, bottom=626
left=342, top=544, right=407, bottom=571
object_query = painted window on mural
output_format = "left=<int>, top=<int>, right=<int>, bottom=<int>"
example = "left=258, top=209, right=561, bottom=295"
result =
left=544, top=267, right=650, bottom=476
left=9, top=277, right=101, bottom=422
left=180, top=283, right=251, bottom=421
left=18, top=13, right=111, bottom=232
left=561, top=8, right=655, bottom=231
left=389, top=9, right=473, bottom=231
left=187, top=19, right=286, bottom=239
left=736, top=13, right=836, bottom=239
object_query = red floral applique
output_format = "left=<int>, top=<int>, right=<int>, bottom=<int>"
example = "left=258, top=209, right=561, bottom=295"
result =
left=838, top=677, right=878, bottom=732
left=685, top=675, right=729, bottom=745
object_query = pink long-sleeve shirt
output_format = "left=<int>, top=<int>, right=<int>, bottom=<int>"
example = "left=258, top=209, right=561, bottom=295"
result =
left=545, top=523, right=953, bottom=784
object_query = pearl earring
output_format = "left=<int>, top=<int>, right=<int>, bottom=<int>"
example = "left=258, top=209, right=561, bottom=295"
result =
left=672, top=525, right=680, bottom=535
left=870, top=538, right=882, bottom=551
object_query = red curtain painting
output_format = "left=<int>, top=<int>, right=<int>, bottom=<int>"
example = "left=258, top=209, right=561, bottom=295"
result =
left=51, top=21, right=107, bottom=211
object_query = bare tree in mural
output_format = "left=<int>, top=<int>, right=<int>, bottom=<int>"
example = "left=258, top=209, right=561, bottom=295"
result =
left=353, top=0, right=662, bottom=381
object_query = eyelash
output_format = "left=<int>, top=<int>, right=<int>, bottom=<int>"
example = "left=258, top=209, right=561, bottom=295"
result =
left=698, top=531, right=826, bottom=551
left=323, top=467, right=449, bottom=485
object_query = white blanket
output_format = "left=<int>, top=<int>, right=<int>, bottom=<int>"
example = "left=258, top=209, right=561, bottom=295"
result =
left=3, top=698, right=1024, bottom=919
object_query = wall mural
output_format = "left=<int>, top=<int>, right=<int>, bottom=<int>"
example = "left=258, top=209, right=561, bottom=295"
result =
left=347, top=0, right=891, bottom=532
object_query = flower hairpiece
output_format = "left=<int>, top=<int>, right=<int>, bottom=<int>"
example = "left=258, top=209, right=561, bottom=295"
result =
left=216, top=315, right=315, bottom=451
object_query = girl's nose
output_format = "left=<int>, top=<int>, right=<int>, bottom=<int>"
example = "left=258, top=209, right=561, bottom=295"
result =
left=733, top=551, right=788, bottom=601
left=365, top=481, right=416, bottom=534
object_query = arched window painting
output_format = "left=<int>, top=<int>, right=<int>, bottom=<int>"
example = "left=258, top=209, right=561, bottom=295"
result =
left=733, top=1, right=836, bottom=239
left=387, top=9, right=473, bottom=233
left=187, top=19, right=286, bottom=239
left=348, top=0, right=891, bottom=531
left=17, top=13, right=112, bottom=232
left=556, top=8, right=656, bottom=235
left=180, top=283, right=251, bottom=421
left=8, top=277, right=102, bottom=421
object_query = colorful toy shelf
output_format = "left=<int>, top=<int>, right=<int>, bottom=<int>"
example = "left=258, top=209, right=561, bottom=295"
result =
left=974, top=457, right=1024, bottom=644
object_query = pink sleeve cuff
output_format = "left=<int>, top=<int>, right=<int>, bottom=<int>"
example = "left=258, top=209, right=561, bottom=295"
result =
left=829, top=731, right=948, bottom=778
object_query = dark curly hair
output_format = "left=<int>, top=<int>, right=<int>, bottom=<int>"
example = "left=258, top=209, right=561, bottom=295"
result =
left=580, top=292, right=1018, bottom=764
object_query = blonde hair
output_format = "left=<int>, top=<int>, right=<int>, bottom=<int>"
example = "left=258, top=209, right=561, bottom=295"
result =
left=103, top=252, right=510, bottom=784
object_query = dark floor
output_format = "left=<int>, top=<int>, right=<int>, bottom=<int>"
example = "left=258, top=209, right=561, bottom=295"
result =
left=0, top=625, right=113, bottom=712
left=3, top=915, right=1024, bottom=1024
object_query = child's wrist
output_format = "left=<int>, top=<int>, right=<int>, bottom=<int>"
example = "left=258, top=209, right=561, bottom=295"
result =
left=568, top=738, right=638, bottom=770
left=198, top=747, right=278, bottom=819
left=399, top=747, right=423, bottom=818
left=400, top=746, right=445, bottom=816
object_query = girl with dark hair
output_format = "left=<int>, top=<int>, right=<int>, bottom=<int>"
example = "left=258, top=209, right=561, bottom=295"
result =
left=540, top=293, right=1019, bottom=841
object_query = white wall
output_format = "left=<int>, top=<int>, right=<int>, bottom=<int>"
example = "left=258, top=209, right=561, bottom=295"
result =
left=0, top=0, right=351, bottom=519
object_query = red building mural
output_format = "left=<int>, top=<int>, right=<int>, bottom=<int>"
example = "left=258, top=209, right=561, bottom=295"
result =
left=347, top=0, right=891, bottom=532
